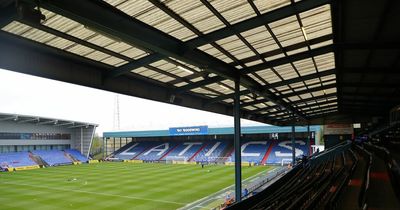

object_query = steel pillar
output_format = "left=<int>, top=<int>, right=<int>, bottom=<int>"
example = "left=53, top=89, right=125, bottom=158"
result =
left=307, top=125, right=311, bottom=156
left=234, top=80, right=242, bottom=202
left=292, top=125, right=296, bottom=164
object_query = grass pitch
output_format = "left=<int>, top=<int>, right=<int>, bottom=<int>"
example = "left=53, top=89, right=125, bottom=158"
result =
left=0, top=162, right=272, bottom=210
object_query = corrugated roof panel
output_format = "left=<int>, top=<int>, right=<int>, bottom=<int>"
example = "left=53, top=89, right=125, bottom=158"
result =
left=216, top=35, right=256, bottom=60
left=206, top=84, right=233, bottom=95
left=137, top=69, right=161, bottom=78
left=307, top=83, right=323, bottom=89
left=109, top=0, right=197, bottom=41
left=289, top=82, right=305, bottom=89
left=66, top=25, right=96, bottom=41
left=253, top=0, right=291, bottom=14
left=111, top=0, right=155, bottom=17
left=324, top=87, right=337, bottom=94
left=269, top=15, right=304, bottom=47
left=300, top=4, right=332, bottom=40
left=299, top=93, right=313, bottom=99
left=151, top=74, right=175, bottom=83
left=286, top=47, right=308, bottom=55
left=133, top=66, right=150, bottom=74
left=66, top=45, right=95, bottom=57
left=254, top=103, right=267, bottom=109
left=210, top=0, right=256, bottom=24
left=293, top=58, right=317, bottom=76
left=17, top=27, right=56, bottom=44
left=85, top=51, right=112, bottom=62
left=120, top=47, right=148, bottom=59
left=315, top=52, right=335, bottom=71
left=274, top=63, right=298, bottom=80
left=321, top=74, right=336, bottom=81
left=244, top=106, right=257, bottom=111
left=42, top=10, right=78, bottom=32
left=174, top=82, right=189, bottom=87
left=1, top=21, right=30, bottom=34
left=305, top=78, right=321, bottom=85
left=86, top=34, right=115, bottom=47
left=292, top=85, right=307, bottom=92
left=167, top=0, right=225, bottom=34
left=153, top=18, right=197, bottom=41
left=198, top=44, right=234, bottom=63
left=45, top=37, right=76, bottom=50
left=311, top=40, right=333, bottom=49
left=224, top=98, right=234, bottom=103
left=256, top=68, right=282, bottom=83
left=323, top=80, right=336, bottom=86
left=103, top=41, right=131, bottom=53
left=288, top=96, right=301, bottom=101
left=102, top=56, right=127, bottom=66
left=241, top=26, right=280, bottom=55
left=248, top=73, right=267, bottom=85
left=191, top=87, right=219, bottom=97
left=190, top=77, right=204, bottom=83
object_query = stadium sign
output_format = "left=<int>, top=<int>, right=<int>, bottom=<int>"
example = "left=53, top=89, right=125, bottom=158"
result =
left=169, top=126, right=208, bottom=136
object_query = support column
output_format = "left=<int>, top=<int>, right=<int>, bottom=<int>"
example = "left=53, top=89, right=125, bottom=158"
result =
left=307, top=125, right=311, bottom=156
left=80, top=127, right=83, bottom=154
left=104, top=138, right=107, bottom=157
left=234, top=80, right=242, bottom=202
left=292, top=125, right=295, bottom=164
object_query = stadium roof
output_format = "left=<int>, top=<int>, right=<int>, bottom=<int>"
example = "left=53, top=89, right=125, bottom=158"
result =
left=0, top=0, right=398, bottom=126
left=103, top=125, right=321, bottom=138
left=0, top=112, right=98, bottom=128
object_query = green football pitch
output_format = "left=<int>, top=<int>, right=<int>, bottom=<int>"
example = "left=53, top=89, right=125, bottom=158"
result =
left=0, top=162, right=272, bottom=210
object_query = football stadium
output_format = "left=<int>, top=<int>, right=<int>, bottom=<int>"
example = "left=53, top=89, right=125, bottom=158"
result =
left=1, top=0, right=400, bottom=209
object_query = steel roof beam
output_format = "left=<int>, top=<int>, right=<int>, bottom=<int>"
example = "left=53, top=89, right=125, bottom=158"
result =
left=236, top=34, right=333, bottom=65
left=243, top=45, right=333, bottom=75
left=37, top=0, right=306, bottom=120
left=105, top=0, right=331, bottom=78
left=0, top=29, right=279, bottom=125
left=279, top=83, right=337, bottom=98
left=176, top=45, right=334, bottom=94
left=250, top=99, right=338, bottom=115
left=177, top=67, right=334, bottom=96
left=242, top=92, right=336, bottom=108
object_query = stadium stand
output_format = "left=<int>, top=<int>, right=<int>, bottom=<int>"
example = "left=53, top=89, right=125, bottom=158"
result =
left=65, top=149, right=88, bottom=162
left=114, top=141, right=157, bottom=160
left=111, top=139, right=312, bottom=165
left=136, top=142, right=180, bottom=161
left=265, top=140, right=309, bottom=165
left=193, top=141, right=229, bottom=163
left=32, top=150, right=73, bottom=166
left=0, top=151, right=38, bottom=170
left=226, top=141, right=353, bottom=210
left=229, top=141, right=271, bottom=164
left=161, top=142, right=204, bottom=161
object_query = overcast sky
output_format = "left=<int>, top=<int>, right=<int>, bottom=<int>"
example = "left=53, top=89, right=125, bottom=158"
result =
left=0, top=69, right=266, bottom=135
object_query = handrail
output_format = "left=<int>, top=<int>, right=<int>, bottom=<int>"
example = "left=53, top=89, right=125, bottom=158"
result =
left=354, top=144, right=372, bottom=209
left=363, top=142, right=400, bottom=202
left=226, top=141, right=352, bottom=210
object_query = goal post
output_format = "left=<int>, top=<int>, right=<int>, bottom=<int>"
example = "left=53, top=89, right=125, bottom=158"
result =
left=281, top=158, right=292, bottom=166
left=165, top=156, right=188, bottom=164
left=202, top=156, right=232, bottom=165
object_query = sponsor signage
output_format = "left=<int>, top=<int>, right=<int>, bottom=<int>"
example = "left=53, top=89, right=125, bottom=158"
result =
left=169, top=126, right=208, bottom=136
left=323, top=124, right=353, bottom=135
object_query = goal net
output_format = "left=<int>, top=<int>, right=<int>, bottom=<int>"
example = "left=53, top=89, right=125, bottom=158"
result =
left=281, top=158, right=292, bottom=166
left=165, top=156, right=188, bottom=164
left=201, top=156, right=231, bottom=165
